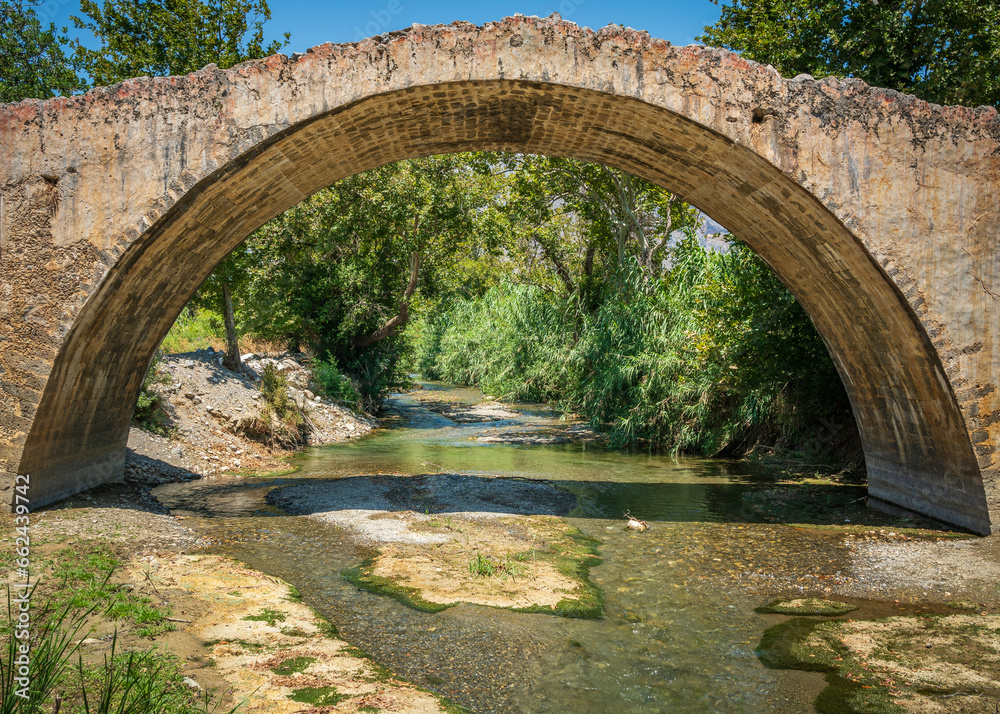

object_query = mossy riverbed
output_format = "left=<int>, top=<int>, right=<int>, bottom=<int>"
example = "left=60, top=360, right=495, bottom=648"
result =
left=269, top=474, right=605, bottom=619
left=343, top=515, right=604, bottom=619
left=757, top=603, right=1000, bottom=713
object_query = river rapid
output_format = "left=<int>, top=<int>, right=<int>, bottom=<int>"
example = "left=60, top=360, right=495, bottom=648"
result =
left=152, top=382, right=894, bottom=713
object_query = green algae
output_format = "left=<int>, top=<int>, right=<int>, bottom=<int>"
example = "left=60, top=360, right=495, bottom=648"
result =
left=342, top=526, right=604, bottom=619
left=756, top=597, right=859, bottom=616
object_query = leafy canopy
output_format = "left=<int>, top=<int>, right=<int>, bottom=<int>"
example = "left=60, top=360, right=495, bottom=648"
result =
left=699, top=0, right=1000, bottom=108
left=69, top=0, right=289, bottom=85
left=0, top=0, right=86, bottom=102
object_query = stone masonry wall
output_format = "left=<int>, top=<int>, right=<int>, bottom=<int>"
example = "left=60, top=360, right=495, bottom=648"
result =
left=0, top=15, right=998, bottom=531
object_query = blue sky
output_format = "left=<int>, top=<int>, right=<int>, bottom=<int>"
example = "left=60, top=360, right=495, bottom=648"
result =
left=35, top=0, right=722, bottom=55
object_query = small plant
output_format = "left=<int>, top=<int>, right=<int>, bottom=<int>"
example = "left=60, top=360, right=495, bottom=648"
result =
left=279, top=626, right=309, bottom=637
left=289, top=686, right=348, bottom=706
left=0, top=580, right=96, bottom=713
left=313, top=358, right=363, bottom=412
left=51, top=546, right=173, bottom=636
left=242, top=607, right=286, bottom=627
left=0, top=578, right=240, bottom=714
left=242, top=363, right=310, bottom=449
left=270, top=656, right=315, bottom=676
left=467, top=553, right=525, bottom=580
left=133, top=352, right=173, bottom=434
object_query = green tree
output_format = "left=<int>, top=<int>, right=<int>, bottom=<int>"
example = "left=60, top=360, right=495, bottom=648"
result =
left=699, top=0, right=1000, bottom=108
left=68, top=0, right=289, bottom=86
left=68, top=0, right=290, bottom=370
left=0, top=1, right=86, bottom=102
left=496, top=155, right=701, bottom=295
left=240, top=154, right=506, bottom=409
left=189, top=253, right=253, bottom=370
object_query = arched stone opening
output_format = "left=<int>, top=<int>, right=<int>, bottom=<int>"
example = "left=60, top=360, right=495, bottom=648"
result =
left=2, top=17, right=997, bottom=532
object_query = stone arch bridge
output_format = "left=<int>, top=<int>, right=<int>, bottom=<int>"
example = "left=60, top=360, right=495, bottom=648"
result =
left=1, top=15, right=998, bottom=533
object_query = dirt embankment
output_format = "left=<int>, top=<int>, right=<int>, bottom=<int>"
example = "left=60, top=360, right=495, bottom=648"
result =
left=126, top=349, right=375, bottom=484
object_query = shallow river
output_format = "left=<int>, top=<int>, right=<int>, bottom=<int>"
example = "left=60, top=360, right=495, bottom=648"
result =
left=154, top=383, right=860, bottom=712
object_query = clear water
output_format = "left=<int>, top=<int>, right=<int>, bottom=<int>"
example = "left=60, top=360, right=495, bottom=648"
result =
left=155, top=384, right=838, bottom=713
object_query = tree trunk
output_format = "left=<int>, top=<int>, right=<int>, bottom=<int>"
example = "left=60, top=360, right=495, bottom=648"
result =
left=352, top=252, right=421, bottom=349
left=532, top=233, right=575, bottom=296
left=221, top=282, right=243, bottom=372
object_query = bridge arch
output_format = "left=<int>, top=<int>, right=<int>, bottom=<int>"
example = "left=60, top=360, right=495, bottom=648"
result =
left=1, top=16, right=998, bottom=532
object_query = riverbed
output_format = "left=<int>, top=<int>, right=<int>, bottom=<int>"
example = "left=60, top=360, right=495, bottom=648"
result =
left=151, top=382, right=1000, bottom=713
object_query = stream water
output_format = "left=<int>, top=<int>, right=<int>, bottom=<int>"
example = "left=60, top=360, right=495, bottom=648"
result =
left=153, top=382, right=860, bottom=713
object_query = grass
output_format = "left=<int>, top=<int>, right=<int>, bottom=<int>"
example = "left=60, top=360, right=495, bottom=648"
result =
left=160, top=308, right=227, bottom=355
left=288, top=686, right=349, bottom=706
left=278, top=626, right=309, bottom=637
left=467, top=552, right=526, bottom=580
left=159, top=307, right=284, bottom=357
left=241, top=607, right=286, bottom=627
left=47, top=545, right=174, bottom=637
left=0, top=583, right=241, bottom=714
left=270, top=656, right=315, bottom=676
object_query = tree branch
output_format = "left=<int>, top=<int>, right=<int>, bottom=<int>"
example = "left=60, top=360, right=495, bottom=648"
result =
left=649, top=194, right=677, bottom=266
left=352, top=251, right=421, bottom=349
left=531, top=233, right=576, bottom=295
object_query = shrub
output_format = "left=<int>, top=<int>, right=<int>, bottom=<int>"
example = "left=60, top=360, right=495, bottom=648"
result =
left=312, top=359, right=362, bottom=412
left=428, top=284, right=576, bottom=403
left=132, top=352, right=172, bottom=434
left=159, top=307, right=226, bottom=354
left=416, top=238, right=857, bottom=464
left=249, top=363, right=310, bottom=449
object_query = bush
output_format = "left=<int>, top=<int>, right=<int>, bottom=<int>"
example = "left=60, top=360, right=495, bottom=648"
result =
left=132, top=352, right=172, bottom=434
left=427, top=284, right=576, bottom=403
left=250, top=363, right=310, bottom=449
left=408, top=309, right=449, bottom=381
left=312, top=359, right=362, bottom=412
left=416, top=239, right=857, bottom=464
left=338, top=341, right=412, bottom=415
left=159, top=308, right=226, bottom=354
